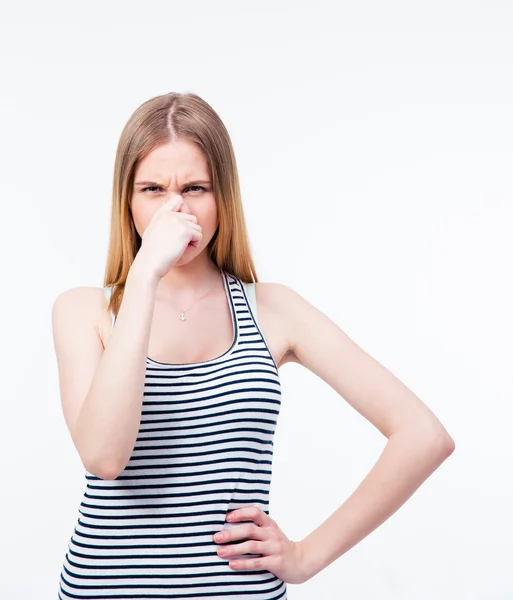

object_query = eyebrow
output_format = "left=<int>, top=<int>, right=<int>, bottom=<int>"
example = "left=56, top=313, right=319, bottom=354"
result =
left=134, top=179, right=211, bottom=187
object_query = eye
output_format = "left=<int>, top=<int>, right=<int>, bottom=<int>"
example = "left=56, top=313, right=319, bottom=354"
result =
left=140, top=186, right=164, bottom=194
left=184, top=185, right=207, bottom=193
left=140, top=185, right=207, bottom=194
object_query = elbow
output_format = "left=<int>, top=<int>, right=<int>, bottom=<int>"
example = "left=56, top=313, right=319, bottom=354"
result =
left=442, top=432, right=456, bottom=457
left=98, top=466, right=123, bottom=481
left=425, top=426, right=455, bottom=464
left=84, top=457, right=124, bottom=481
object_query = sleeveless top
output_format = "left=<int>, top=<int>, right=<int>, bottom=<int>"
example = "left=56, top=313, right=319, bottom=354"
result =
left=57, top=270, right=288, bottom=600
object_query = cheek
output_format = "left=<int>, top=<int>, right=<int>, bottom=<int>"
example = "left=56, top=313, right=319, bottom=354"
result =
left=131, top=201, right=158, bottom=235
left=198, top=198, right=218, bottom=229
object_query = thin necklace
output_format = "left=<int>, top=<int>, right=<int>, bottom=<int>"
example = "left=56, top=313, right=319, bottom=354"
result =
left=165, top=270, right=221, bottom=322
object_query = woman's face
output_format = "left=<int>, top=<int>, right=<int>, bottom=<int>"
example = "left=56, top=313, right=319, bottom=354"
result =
left=130, top=139, right=218, bottom=262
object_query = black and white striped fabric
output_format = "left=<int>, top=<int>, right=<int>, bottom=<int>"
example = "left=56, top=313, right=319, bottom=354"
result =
left=58, top=271, right=287, bottom=599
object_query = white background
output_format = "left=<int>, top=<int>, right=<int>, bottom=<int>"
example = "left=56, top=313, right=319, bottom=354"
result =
left=0, top=1, right=512, bottom=598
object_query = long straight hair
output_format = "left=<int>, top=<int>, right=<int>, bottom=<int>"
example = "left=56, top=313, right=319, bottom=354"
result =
left=103, top=92, right=258, bottom=316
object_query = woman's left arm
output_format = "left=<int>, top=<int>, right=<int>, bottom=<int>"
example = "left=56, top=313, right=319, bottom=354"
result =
left=273, top=283, right=455, bottom=580
left=215, top=283, right=455, bottom=582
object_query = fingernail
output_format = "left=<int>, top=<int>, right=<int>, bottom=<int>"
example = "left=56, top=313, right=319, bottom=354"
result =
left=214, top=533, right=224, bottom=542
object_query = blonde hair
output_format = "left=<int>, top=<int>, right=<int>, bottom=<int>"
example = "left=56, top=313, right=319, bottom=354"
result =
left=103, top=92, right=258, bottom=316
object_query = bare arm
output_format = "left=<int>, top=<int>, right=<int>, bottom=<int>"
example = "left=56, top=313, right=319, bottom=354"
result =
left=52, top=255, right=158, bottom=480
left=258, top=283, right=455, bottom=581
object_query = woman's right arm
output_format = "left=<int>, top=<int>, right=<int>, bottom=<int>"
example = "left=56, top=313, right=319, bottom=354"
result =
left=51, top=255, right=159, bottom=480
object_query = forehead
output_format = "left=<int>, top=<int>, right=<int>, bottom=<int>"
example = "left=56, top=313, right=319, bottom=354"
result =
left=135, top=140, right=210, bottom=180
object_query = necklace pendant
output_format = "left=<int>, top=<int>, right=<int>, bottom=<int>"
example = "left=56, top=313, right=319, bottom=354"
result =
left=179, top=311, right=186, bottom=322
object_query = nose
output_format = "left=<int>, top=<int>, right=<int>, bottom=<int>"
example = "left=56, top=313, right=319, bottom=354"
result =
left=164, top=194, right=192, bottom=214
left=177, top=196, right=192, bottom=214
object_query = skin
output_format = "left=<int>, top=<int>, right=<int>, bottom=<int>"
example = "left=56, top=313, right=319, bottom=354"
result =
left=130, top=138, right=221, bottom=303
left=211, top=280, right=455, bottom=583
left=98, top=138, right=455, bottom=585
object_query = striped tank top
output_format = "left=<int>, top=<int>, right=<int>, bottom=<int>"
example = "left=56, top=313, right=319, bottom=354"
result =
left=57, top=270, right=288, bottom=599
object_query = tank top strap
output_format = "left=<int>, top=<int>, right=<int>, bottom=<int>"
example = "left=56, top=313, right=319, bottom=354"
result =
left=243, top=281, right=258, bottom=324
left=225, top=273, right=259, bottom=327
left=103, top=286, right=116, bottom=329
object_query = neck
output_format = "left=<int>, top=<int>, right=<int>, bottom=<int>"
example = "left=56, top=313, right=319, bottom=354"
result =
left=155, top=254, right=221, bottom=304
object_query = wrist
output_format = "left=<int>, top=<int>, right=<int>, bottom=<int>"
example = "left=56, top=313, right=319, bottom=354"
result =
left=129, top=253, right=161, bottom=289
left=297, top=536, right=323, bottom=582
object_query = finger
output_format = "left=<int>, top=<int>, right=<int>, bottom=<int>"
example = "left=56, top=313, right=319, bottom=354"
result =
left=217, top=539, right=266, bottom=559
left=174, top=212, right=198, bottom=224
left=163, top=195, right=183, bottom=211
left=181, top=221, right=202, bottom=235
left=188, top=229, right=203, bottom=248
left=214, top=523, right=264, bottom=545
left=228, top=556, right=268, bottom=571
left=146, top=196, right=182, bottom=233
left=227, top=507, right=270, bottom=528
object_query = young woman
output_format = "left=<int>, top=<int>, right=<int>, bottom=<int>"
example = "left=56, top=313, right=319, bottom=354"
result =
left=52, top=92, right=455, bottom=599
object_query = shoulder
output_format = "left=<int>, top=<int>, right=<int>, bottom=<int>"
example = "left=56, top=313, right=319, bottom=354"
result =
left=52, top=285, right=107, bottom=315
left=252, top=281, right=302, bottom=311
left=251, top=282, right=312, bottom=364
left=252, top=281, right=312, bottom=319
left=52, top=286, right=111, bottom=346
left=253, top=281, right=347, bottom=366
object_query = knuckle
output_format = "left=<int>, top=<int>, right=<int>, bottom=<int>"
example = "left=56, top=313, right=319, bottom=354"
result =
left=250, top=524, right=260, bottom=537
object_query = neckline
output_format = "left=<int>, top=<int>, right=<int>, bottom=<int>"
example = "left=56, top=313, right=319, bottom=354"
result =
left=146, top=270, right=239, bottom=368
